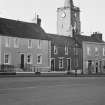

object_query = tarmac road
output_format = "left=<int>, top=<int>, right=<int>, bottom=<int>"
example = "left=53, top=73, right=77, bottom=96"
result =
left=0, top=77, right=105, bottom=105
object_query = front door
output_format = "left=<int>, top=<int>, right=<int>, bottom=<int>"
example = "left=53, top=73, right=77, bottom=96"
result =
left=21, top=54, right=24, bottom=69
left=88, top=60, right=92, bottom=74
left=67, top=59, right=71, bottom=72
left=51, top=59, right=55, bottom=71
left=95, top=61, right=98, bottom=74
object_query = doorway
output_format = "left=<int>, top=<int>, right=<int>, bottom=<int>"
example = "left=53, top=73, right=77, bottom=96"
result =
left=88, top=60, right=92, bottom=74
left=21, top=54, right=24, bottom=69
left=67, top=59, right=71, bottom=72
left=51, top=59, right=55, bottom=71
left=95, top=61, right=98, bottom=73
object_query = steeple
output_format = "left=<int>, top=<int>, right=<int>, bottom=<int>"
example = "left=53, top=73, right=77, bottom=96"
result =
left=64, top=0, right=74, bottom=8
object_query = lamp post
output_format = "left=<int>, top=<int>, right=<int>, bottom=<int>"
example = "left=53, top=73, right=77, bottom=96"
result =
left=73, top=29, right=78, bottom=76
left=74, top=41, right=78, bottom=76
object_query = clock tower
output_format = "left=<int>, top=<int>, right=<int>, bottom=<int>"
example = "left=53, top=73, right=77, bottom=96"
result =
left=57, top=0, right=81, bottom=37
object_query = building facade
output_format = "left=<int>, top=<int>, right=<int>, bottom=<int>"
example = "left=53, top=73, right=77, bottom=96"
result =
left=0, top=17, right=51, bottom=72
left=83, top=41, right=105, bottom=74
left=47, top=33, right=82, bottom=73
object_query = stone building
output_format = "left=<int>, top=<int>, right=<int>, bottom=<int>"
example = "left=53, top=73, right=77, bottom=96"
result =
left=0, top=17, right=51, bottom=72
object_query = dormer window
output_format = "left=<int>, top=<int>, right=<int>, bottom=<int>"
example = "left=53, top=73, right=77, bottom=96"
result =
left=65, top=46, right=68, bottom=55
left=28, top=39, right=32, bottom=48
left=54, top=45, right=58, bottom=54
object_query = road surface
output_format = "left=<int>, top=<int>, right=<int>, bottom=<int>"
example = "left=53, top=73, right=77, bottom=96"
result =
left=0, top=77, right=105, bottom=105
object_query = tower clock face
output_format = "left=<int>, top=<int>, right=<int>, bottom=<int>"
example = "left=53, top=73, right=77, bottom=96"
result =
left=61, top=11, right=66, bottom=18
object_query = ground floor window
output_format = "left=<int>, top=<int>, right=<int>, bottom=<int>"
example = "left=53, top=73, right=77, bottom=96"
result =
left=27, top=54, right=32, bottom=64
left=59, top=58, right=63, bottom=69
left=102, top=60, right=105, bottom=73
left=85, top=60, right=95, bottom=74
left=37, top=55, right=42, bottom=64
left=4, top=53, right=10, bottom=64
left=85, top=60, right=105, bottom=74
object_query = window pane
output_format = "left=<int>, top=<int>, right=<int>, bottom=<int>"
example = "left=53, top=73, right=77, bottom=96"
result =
left=4, top=54, right=9, bottom=64
left=37, top=55, right=42, bottom=64
left=28, top=40, right=32, bottom=48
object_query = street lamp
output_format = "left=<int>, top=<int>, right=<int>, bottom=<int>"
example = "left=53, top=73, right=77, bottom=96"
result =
left=74, top=41, right=78, bottom=76
left=73, top=29, right=79, bottom=76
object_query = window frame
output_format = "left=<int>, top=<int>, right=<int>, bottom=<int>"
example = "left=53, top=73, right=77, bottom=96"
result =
left=14, top=38, right=19, bottom=48
left=5, top=37, right=10, bottom=47
left=95, top=47, right=98, bottom=56
left=54, top=45, right=58, bottom=54
left=59, top=58, right=64, bottom=69
left=28, top=39, right=32, bottom=48
left=87, top=46, right=91, bottom=56
left=37, top=54, right=42, bottom=64
left=27, top=54, right=33, bottom=64
left=103, top=48, right=105, bottom=56
left=65, top=46, right=68, bottom=55
left=4, top=53, right=10, bottom=65
left=37, top=40, right=41, bottom=49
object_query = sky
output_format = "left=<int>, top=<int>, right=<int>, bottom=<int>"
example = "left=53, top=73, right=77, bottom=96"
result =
left=0, top=0, right=105, bottom=40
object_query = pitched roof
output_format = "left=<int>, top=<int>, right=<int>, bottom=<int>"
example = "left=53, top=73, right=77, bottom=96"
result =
left=75, top=35, right=104, bottom=46
left=0, top=17, right=49, bottom=40
left=47, top=33, right=75, bottom=47
left=47, top=33, right=105, bottom=48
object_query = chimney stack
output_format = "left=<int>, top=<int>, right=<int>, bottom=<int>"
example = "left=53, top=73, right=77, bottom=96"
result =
left=37, top=15, right=41, bottom=26
left=91, top=32, right=102, bottom=41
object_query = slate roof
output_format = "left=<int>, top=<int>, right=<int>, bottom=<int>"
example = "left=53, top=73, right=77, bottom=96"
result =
left=47, top=33, right=75, bottom=47
left=75, top=35, right=104, bottom=46
left=0, top=17, right=49, bottom=40
left=47, top=33, right=105, bottom=48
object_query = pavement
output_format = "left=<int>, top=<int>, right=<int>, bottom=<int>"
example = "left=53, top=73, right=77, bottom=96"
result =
left=0, top=77, right=105, bottom=105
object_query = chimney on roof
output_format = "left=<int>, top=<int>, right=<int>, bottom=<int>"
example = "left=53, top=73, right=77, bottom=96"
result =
left=32, top=12, right=41, bottom=26
left=91, top=32, right=102, bottom=41
left=37, top=15, right=41, bottom=26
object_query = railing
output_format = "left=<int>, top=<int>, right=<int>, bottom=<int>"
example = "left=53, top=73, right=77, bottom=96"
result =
left=0, top=64, right=50, bottom=73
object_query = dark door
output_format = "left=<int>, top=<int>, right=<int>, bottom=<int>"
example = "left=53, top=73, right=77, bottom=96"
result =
left=51, top=59, right=55, bottom=71
left=88, top=60, right=92, bottom=74
left=96, top=61, right=98, bottom=73
left=21, top=54, right=24, bottom=69
left=67, top=59, right=71, bottom=71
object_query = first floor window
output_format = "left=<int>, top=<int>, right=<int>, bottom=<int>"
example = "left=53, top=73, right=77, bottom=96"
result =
left=4, top=53, right=10, bottom=64
left=103, top=48, right=105, bottom=56
left=54, top=45, right=57, bottom=54
left=37, top=55, right=42, bottom=64
left=14, top=38, right=19, bottom=48
left=5, top=37, right=10, bottom=47
left=28, top=40, right=32, bottom=48
left=59, top=58, right=63, bottom=69
left=38, top=40, right=41, bottom=49
left=95, top=47, right=98, bottom=56
left=65, top=46, right=68, bottom=55
left=87, top=47, right=91, bottom=56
